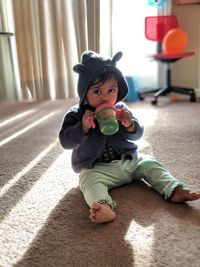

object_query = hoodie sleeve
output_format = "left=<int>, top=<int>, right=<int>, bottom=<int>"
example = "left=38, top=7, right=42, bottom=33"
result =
left=59, top=105, right=88, bottom=149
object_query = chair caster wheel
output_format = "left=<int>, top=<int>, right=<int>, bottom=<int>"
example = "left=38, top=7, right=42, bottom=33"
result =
left=151, top=99, right=157, bottom=105
left=190, top=95, right=196, bottom=102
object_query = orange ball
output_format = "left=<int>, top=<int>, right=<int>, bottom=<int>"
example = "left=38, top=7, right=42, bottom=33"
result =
left=162, top=28, right=188, bottom=54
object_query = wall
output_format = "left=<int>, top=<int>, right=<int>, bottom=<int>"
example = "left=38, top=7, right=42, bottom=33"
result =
left=172, top=4, right=200, bottom=92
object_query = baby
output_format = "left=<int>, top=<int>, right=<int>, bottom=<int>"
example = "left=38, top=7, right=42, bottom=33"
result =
left=59, top=51, right=200, bottom=223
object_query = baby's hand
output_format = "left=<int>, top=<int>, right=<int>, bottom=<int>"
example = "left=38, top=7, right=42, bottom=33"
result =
left=118, top=109, right=136, bottom=132
left=82, top=110, right=95, bottom=134
left=118, top=109, right=132, bottom=127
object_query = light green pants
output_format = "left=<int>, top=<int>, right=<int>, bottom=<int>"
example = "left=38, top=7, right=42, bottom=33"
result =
left=79, top=154, right=186, bottom=210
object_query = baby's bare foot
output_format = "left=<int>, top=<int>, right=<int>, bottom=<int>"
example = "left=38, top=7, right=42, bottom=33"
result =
left=89, top=202, right=116, bottom=224
left=170, top=186, right=200, bottom=203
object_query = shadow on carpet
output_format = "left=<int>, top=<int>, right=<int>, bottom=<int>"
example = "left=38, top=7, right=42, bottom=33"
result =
left=15, top=182, right=200, bottom=267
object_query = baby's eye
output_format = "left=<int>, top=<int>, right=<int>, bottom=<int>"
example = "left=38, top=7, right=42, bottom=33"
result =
left=108, top=88, right=116, bottom=94
left=93, top=89, right=101, bottom=95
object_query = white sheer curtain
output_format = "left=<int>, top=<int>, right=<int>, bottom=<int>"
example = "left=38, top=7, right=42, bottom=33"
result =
left=4, top=0, right=101, bottom=101
left=111, top=0, right=171, bottom=92
left=112, top=0, right=158, bottom=92
left=0, top=0, right=19, bottom=100
left=1, top=0, right=170, bottom=101
left=12, top=0, right=79, bottom=100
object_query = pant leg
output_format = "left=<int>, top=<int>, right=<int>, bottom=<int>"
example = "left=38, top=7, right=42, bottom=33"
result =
left=79, top=161, right=134, bottom=210
left=133, top=154, right=186, bottom=199
left=79, top=154, right=186, bottom=209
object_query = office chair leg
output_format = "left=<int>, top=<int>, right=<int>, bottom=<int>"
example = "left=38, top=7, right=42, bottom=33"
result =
left=151, top=87, right=196, bottom=105
left=171, top=87, right=196, bottom=102
left=190, top=91, right=196, bottom=102
left=151, top=87, right=170, bottom=105
left=151, top=98, right=157, bottom=105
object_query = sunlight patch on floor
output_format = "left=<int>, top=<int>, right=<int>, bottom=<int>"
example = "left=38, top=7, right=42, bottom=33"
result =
left=0, top=111, right=56, bottom=147
left=0, top=149, right=78, bottom=267
left=134, top=108, right=158, bottom=153
left=125, top=220, right=154, bottom=267
left=136, top=138, right=151, bottom=150
left=0, top=139, right=59, bottom=198
left=0, top=109, right=36, bottom=127
left=134, top=108, right=158, bottom=128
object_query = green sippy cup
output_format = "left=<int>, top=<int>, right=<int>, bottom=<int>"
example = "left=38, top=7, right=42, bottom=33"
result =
left=95, top=103, right=119, bottom=135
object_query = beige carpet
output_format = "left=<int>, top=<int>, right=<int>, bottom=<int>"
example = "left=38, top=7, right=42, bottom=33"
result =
left=0, top=98, right=200, bottom=267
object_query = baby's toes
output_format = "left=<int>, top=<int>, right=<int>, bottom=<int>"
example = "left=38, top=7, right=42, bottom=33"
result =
left=89, top=213, right=96, bottom=222
left=191, top=192, right=200, bottom=200
left=89, top=208, right=96, bottom=221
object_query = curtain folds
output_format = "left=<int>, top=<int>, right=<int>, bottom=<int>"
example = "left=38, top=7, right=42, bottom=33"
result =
left=72, top=0, right=88, bottom=58
left=9, top=0, right=162, bottom=101
left=11, top=0, right=102, bottom=101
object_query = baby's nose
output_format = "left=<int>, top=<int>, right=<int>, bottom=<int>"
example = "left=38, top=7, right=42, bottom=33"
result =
left=101, top=94, right=110, bottom=101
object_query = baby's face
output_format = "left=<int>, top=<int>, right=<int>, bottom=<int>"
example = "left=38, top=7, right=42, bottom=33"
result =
left=86, top=77, right=118, bottom=108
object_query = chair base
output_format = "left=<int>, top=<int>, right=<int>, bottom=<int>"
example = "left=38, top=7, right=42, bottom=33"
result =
left=140, top=86, right=196, bottom=105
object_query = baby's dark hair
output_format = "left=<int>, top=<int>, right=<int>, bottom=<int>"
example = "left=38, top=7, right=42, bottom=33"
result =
left=88, top=72, right=119, bottom=89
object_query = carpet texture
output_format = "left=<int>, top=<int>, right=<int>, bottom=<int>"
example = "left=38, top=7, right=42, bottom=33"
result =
left=0, top=98, right=200, bottom=267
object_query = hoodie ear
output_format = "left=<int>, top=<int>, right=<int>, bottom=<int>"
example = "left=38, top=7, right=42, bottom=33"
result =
left=73, top=64, right=85, bottom=73
left=112, top=52, right=123, bottom=65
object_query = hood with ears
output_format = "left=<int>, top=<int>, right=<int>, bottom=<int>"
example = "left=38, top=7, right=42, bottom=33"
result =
left=73, top=51, right=128, bottom=108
